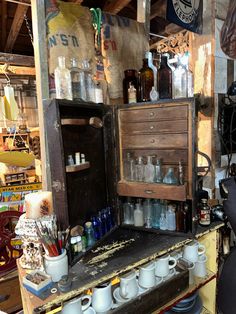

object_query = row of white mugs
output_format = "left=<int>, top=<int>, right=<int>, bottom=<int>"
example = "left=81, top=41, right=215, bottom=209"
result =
left=61, top=240, right=207, bottom=314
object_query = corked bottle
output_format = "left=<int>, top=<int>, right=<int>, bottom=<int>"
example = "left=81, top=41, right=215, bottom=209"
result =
left=158, top=55, right=172, bottom=99
left=123, top=69, right=138, bottom=104
left=138, top=58, right=154, bottom=102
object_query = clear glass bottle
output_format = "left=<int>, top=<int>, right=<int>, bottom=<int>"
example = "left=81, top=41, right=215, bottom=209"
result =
left=144, top=156, right=155, bottom=183
left=145, top=51, right=158, bottom=91
left=143, top=198, right=153, bottom=228
left=124, top=152, right=135, bottom=181
left=67, top=154, right=74, bottom=166
left=186, top=66, right=194, bottom=97
left=134, top=202, right=144, bottom=227
left=81, top=60, right=95, bottom=102
left=139, top=58, right=154, bottom=102
left=166, top=204, right=176, bottom=231
left=158, top=55, right=172, bottom=99
left=152, top=199, right=161, bottom=228
left=54, top=56, right=72, bottom=100
left=128, top=83, right=137, bottom=104
left=163, top=167, right=178, bottom=185
left=159, top=209, right=167, bottom=230
left=135, top=156, right=144, bottom=182
left=172, top=61, right=187, bottom=99
left=70, top=58, right=86, bottom=100
left=155, top=159, right=163, bottom=183
left=84, top=221, right=95, bottom=248
left=123, top=197, right=134, bottom=225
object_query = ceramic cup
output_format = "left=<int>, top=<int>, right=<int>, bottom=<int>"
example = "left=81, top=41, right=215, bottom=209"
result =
left=155, top=254, right=177, bottom=278
left=183, top=241, right=205, bottom=263
left=119, top=270, right=139, bottom=299
left=92, top=282, right=113, bottom=313
left=138, top=261, right=156, bottom=289
left=61, top=295, right=91, bottom=314
left=44, top=249, right=68, bottom=282
left=193, top=254, right=208, bottom=278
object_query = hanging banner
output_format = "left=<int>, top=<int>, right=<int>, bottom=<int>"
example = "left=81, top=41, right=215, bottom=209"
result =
left=166, top=0, right=203, bottom=34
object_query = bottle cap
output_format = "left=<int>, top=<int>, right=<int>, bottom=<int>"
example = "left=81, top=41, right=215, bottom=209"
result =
left=85, top=221, right=92, bottom=228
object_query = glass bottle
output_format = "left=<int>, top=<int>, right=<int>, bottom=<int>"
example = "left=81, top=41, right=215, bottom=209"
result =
left=175, top=203, right=184, bottom=232
left=123, top=69, right=138, bottom=104
left=172, top=61, right=187, bottom=99
left=198, top=199, right=211, bottom=226
left=155, top=159, right=163, bottom=183
left=91, top=215, right=101, bottom=240
left=81, top=60, right=95, bottom=102
left=124, top=152, right=135, bottom=181
left=123, top=197, right=134, bottom=225
left=135, top=156, right=144, bottom=182
left=187, top=66, right=194, bottom=97
left=163, top=167, right=178, bottom=185
left=150, top=86, right=159, bottom=101
left=128, top=83, right=137, bottom=104
left=54, top=56, right=72, bottom=100
left=158, top=55, right=172, bottom=99
left=143, top=198, right=152, bottom=228
left=70, top=58, right=86, bottom=100
left=160, top=209, right=167, bottom=230
left=67, top=154, right=74, bottom=166
left=95, top=82, right=103, bottom=104
left=145, top=51, right=158, bottom=91
left=139, top=58, right=154, bottom=102
left=167, top=204, right=176, bottom=231
left=134, top=202, right=144, bottom=227
left=183, top=203, right=191, bottom=232
left=178, top=160, right=184, bottom=185
left=152, top=199, right=161, bottom=228
left=144, top=156, right=155, bottom=183
left=84, top=221, right=95, bottom=248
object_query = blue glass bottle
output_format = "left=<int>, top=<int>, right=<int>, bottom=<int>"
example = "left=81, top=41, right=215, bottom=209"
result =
left=99, top=210, right=107, bottom=236
left=91, top=215, right=101, bottom=240
left=106, top=206, right=115, bottom=230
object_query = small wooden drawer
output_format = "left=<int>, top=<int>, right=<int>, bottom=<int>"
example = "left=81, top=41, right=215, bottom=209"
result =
left=121, top=133, right=188, bottom=149
left=119, top=105, right=188, bottom=123
left=120, top=119, right=188, bottom=135
left=117, top=181, right=186, bottom=201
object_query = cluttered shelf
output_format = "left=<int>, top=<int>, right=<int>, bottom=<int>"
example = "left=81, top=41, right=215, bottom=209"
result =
left=66, top=162, right=90, bottom=173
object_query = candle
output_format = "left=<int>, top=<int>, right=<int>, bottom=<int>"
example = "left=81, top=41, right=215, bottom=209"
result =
left=25, top=191, right=53, bottom=219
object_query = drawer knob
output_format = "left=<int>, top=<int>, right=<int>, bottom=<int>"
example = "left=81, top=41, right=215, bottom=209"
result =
left=150, top=125, right=154, bottom=130
left=145, top=189, right=154, bottom=194
left=150, top=139, right=155, bottom=143
left=150, top=112, right=155, bottom=117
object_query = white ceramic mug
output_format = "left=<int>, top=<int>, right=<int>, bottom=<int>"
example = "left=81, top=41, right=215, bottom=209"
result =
left=183, top=241, right=205, bottom=263
left=193, top=254, right=208, bottom=278
left=119, top=270, right=138, bottom=299
left=92, top=282, right=113, bottom=313
left=138, top=262, right=156, bottom=288
left=155, top=254, right=177, bottom=278
left=44, top=249, right=68, bottom=282
left=62, top=295, right=91, bottom=314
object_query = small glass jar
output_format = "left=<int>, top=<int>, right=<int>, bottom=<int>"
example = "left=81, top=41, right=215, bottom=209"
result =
left=123, top=69, right=138, bottom=104
left=163, top=167, right=178, bottom=185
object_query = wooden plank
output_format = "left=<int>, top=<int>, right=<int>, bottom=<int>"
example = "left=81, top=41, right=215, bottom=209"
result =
left=137, top=0, right=151, bottom=35
left=4, top=4, right=29, bottom=52
left=0, top=64, right=35, bottom=75
left=5, top=0, right=31, bottom=5
left=117, top=181, right=186, bottom=201
left=31, top=0, right=50, bottom=191
left=66, top=162, right=90, bottom=173
left=61, top=118, right=89, bottom=126
left=0, top=52, right=34, bottom=66
left=1, top=1, right=7, bottom=51
left=103, top=0, right=132, bottom=14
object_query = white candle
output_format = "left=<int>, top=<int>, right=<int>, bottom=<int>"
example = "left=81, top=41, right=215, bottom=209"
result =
left=25, top=191, right=53, bottom=219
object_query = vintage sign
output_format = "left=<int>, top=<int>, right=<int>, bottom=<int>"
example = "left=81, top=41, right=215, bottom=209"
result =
left=167, top=0, right=203, bottom=34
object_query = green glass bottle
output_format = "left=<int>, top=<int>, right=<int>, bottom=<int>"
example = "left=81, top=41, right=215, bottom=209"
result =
left=139, top=58, right=154, bottom=102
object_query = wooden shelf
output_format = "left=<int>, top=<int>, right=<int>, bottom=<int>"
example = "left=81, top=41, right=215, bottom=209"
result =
left=61, top=118, right=88, bottom=126
left=117, top=180, right=186, bottom=201
left=66, top=162, right=90, bottom=173
left=153, top=270, right=216, bottom=314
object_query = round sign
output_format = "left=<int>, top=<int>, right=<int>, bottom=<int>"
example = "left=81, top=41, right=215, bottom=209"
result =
left=172, top=0, right=200, bottom=24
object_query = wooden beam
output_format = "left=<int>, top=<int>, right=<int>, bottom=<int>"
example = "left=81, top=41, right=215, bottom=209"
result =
left=150, top=0, right=166, bottom=20
left=137, top=0, right=151, bottom=36
left=0, top=64, right=35, bottom=75
left=5, top=4, right=29, bottom=52
left=0, top=52, right=34, bottom=66
left=69, top=0, right=83, bottom=3
left=103, top=0, right=132, bottom=14
left=1, top=1, right=7, bottom=51
left=5, top=0, right=31, bottom=5
left=31, top=0, right=50, bottom=191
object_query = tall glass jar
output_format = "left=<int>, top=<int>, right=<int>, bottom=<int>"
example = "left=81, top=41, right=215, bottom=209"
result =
left=123, top=70, right=138, bottom=104
left=158, top=55, right=172, bottom=99
left=139, top=59, right=154, bottom=102
left=70, top=58, right=86, bottom=101
left=54, top=56, right=72, bottom=100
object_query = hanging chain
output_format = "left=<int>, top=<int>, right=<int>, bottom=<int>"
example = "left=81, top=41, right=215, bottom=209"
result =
left=24, top=13, right=34, bottom=46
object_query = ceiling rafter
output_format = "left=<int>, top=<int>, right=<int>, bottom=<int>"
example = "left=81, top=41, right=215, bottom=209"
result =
left=4, top=4, right=29, bottom=53
left=103, top=0, right=132, bottom=14
left=150, top=0, right=166, bottom=20
left=0, top=52, right=35, bottom=67
left=1, top=1, right=7, bottom=52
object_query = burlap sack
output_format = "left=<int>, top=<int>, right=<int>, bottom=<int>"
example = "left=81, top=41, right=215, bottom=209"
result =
left=45, top=0, right=95, bottom=76
left=101, top=13, right=149, bottom=100
left=220, top=0, right=236, bottom=59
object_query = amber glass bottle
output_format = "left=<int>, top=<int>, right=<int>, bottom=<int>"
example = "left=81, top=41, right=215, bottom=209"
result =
left=158, top=55, right=172, bottom=99
left=139, top=58, right=154, bottom=102
left=123, top=69, right=138, bottom=104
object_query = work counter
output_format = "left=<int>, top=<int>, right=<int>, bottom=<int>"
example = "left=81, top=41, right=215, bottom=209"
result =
left=17, top=222, right=224, bottom=314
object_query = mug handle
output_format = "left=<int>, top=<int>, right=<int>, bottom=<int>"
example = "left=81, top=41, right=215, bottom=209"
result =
left=198, top=244, right=205, bottom=256
left=81, top=295, right=92, bottom=312
left=169, top=257, right=177, bottom=270
left=120, top=283, right=128, bottom=298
